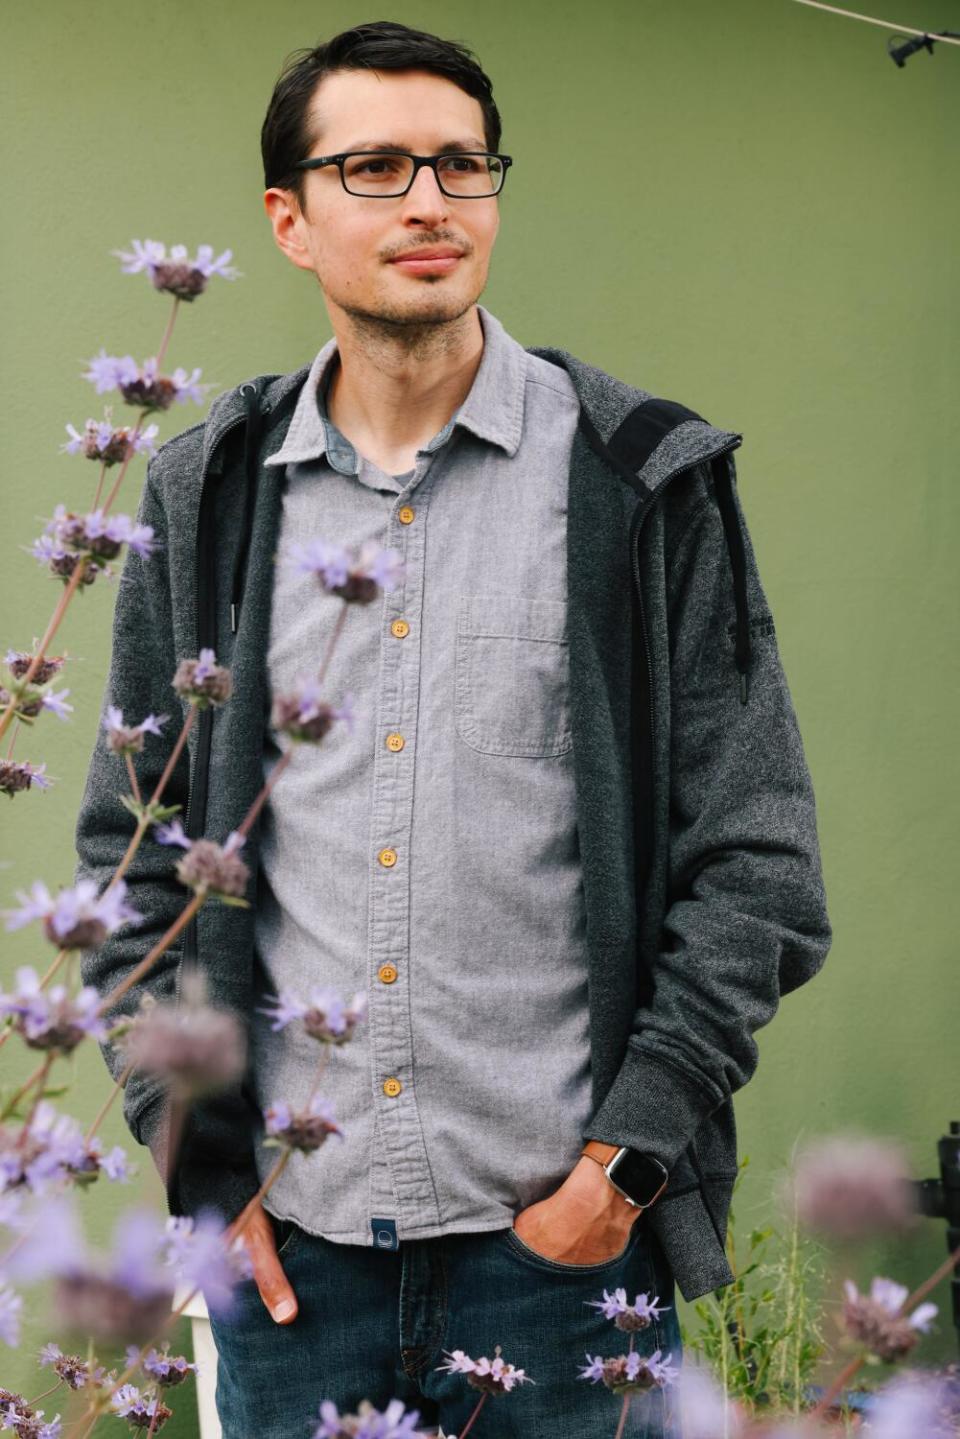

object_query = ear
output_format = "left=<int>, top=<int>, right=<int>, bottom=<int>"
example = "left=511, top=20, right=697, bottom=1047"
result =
left=263, top=188, right=316, bottom=274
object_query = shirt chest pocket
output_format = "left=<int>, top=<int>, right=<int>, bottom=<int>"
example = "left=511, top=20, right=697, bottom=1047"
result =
left=454, top=593, right=573, bottom=757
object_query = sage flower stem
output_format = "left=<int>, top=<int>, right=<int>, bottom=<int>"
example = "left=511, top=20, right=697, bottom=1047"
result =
left=96, top=889, right=204, bottom=1015
left=124, top=753, right=141, bottom=807
left=84, top=1056, right=136, bottom=1143
left=0, top=557, right=89, bottom=741
left=85, top=1143, right=296, bottom=1432
left=456, top=1392, right=487, bottom=1437
left=154, top=296, right=180, bottom=371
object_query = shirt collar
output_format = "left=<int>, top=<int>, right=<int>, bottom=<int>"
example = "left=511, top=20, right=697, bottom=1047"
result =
left=264, top=302, right=526, bottom=472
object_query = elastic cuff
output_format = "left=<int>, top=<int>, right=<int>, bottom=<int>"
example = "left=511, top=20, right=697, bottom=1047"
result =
left=581, top=1041, right=724, bottom=1169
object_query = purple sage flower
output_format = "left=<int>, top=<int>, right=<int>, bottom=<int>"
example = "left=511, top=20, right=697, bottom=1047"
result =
left=5, top=650, right=65, bottom=686
left=154, top=822, right=249, bottom=899
left=37, top=1341, right=114, bottom=1393
left=263, top=1093, right=345, bottom=1153
left=82, top=349, right=213, bottom=412
left=53, top=1206, right=176, bottom=1343
left=109, top=1383, right=173, bottom=1432
left=112, top=239, right=240, bottom=301
left=0, top=1100, right=133, bottom=1195
left=434, top=1344, right=534, bottom=1397
left=163, top=1209, right=252, bottom=1319
left=785, top=1133, right=919, bottom=1240
left=1, top=875, right=144, bottom=949
left=270, top=681, right=355, bottom=745
left=61, top=418, right=159, bottom=465
left=36, top=502, right=159, bottom=563
left=0, top=759, right=54, bottom=797
left=119, top=968, right=246, bottom=1100
left=312, top=1397, right=423, bottom=1438
left=585, top=1284, right=671, bottom=1331
left=257, top=984, right=367, bottom=1046
left=0, top=966, right=109, bottom=1052
left=103, top=704, right=170, bottom=757
left=123, top=1341, right=198, bottom=1388
left=284, top=536, right=405, bottom=603
left=171, top=647, right=233, bottom=707
left=576, top=1346, right=678, bottom=1396
left=841, top=1275, right=938, bottom=1362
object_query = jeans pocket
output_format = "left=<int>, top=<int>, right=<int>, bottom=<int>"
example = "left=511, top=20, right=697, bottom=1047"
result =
left=455, top=593, right=572, bottom=757
left=266, top=1209, right=301, bottom=1262
left=503, top=1218, right=644, bottom=1274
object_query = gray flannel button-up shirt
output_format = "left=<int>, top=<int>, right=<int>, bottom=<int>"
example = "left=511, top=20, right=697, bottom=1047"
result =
left=251, top=304, right=593, bottom=1249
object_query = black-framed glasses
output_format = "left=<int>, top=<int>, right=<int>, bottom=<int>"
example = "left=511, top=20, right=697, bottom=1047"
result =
left=291, top=150, right=513, bottom=198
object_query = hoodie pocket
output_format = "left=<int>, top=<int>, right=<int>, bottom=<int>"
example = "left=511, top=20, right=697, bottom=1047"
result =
left=455, top=593, right=572, bottom=757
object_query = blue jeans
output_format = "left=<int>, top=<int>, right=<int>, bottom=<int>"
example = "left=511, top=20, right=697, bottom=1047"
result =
left=208, top=1213, right=683, bottom=1438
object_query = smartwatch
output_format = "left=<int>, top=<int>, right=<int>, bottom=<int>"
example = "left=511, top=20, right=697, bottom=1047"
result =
left=582, top=1140, right=670, bottom=1211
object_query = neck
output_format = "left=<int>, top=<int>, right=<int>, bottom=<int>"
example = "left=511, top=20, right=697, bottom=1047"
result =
left=323, top=303, right=484, bottom=469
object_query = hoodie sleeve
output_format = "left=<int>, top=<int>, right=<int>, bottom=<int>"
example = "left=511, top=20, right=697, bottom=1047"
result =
left=583, top=458, right=833, bottom=1170
left=73, top=460, right=189, bottom=1180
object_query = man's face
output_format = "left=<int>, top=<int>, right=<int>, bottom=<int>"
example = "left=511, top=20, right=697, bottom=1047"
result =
left=265, top=68, right=501, bottom=328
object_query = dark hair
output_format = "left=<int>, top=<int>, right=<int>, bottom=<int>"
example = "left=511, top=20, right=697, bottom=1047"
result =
left=261, top=19, right=502, bottom=214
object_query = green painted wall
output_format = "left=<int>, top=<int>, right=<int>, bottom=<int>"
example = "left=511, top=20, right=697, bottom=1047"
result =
left=2, top=0, right=956, bottom=1426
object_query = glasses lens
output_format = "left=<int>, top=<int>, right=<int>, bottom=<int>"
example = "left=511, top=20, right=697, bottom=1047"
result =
left=436, top=154, right=503, bottom=196
left=341, top=153, right=503, bottom=196
left=342, top=153, right=415, bottom=195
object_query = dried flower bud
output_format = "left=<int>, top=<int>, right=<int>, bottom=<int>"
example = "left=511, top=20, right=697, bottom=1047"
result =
left=172, top=647, right=233, bottom=707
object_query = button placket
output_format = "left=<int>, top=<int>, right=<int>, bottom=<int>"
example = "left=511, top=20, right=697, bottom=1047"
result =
left=367, top=455, right=445, bottom=1229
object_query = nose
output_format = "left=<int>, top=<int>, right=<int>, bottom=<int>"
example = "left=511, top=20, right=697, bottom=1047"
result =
left=399, top=160, right=451, bottom=223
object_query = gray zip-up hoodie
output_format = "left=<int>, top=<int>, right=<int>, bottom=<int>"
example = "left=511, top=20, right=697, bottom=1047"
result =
left=75, top=339, right=832, bottom=1302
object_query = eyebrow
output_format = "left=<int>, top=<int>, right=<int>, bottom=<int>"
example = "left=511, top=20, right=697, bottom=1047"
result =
left=339, top=138, right=489, bottom=154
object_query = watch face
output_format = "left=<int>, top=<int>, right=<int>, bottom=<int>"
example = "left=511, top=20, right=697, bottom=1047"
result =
left=608, top=1149, right=668, bottom=1207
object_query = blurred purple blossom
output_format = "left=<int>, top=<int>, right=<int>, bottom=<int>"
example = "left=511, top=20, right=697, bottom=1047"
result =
left=1, top=874, right=143, bottom=949
left=312, top=1397, right=423, bottom=1439
left=0, top=966, right=109, bottom=1052
left=171, top=647, right=233, bottom=707
left=153, top=822, right=248, bottom=898
left=0, top=1285, right=22, bottom=1347
left=284, top=536, right=405, bottom=603
left=785, top=1133, right=919, bottom=1240
left=61, top=417, right=159, bottom=464
left=0, top=759, right=54, bottom=798
left=270, top=680, right=355, bottom=745
left=4, top=650, right=65, bottom=686
left=53, top=1205, right=176, bottom=1342
left=34, top=501, right=159, bottom=563
left=263, top=1092, right=345, bottom=1153
left=257, top=984, right=367, bottom=1046
left=104, top=703, right=170, bottom=757
left=0, top=1394, right=61, bottom=1436
left=119, top=968, right=246, bottom=1100
left=0, top=1099, right=134, bottom=1195
left=163, top=1209, right=252, bottom=1318
left=83, top=349, right=212, bottom=412
left=842, top=1275, right=938, bottom=1362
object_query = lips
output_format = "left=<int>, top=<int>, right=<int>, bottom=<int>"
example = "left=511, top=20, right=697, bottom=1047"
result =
left=389, top=248, right=465, bottom=262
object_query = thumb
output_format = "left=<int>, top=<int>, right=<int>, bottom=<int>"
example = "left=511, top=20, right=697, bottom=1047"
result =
left=244, top=1207, right=300, bottom=1324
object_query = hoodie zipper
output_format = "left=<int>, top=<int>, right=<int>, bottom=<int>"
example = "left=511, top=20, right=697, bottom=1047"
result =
left=179, top=409, right=251, bottom=970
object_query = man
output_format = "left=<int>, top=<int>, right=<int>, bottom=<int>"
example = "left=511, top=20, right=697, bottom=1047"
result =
left=76, top=19, right=832, bottom=1437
